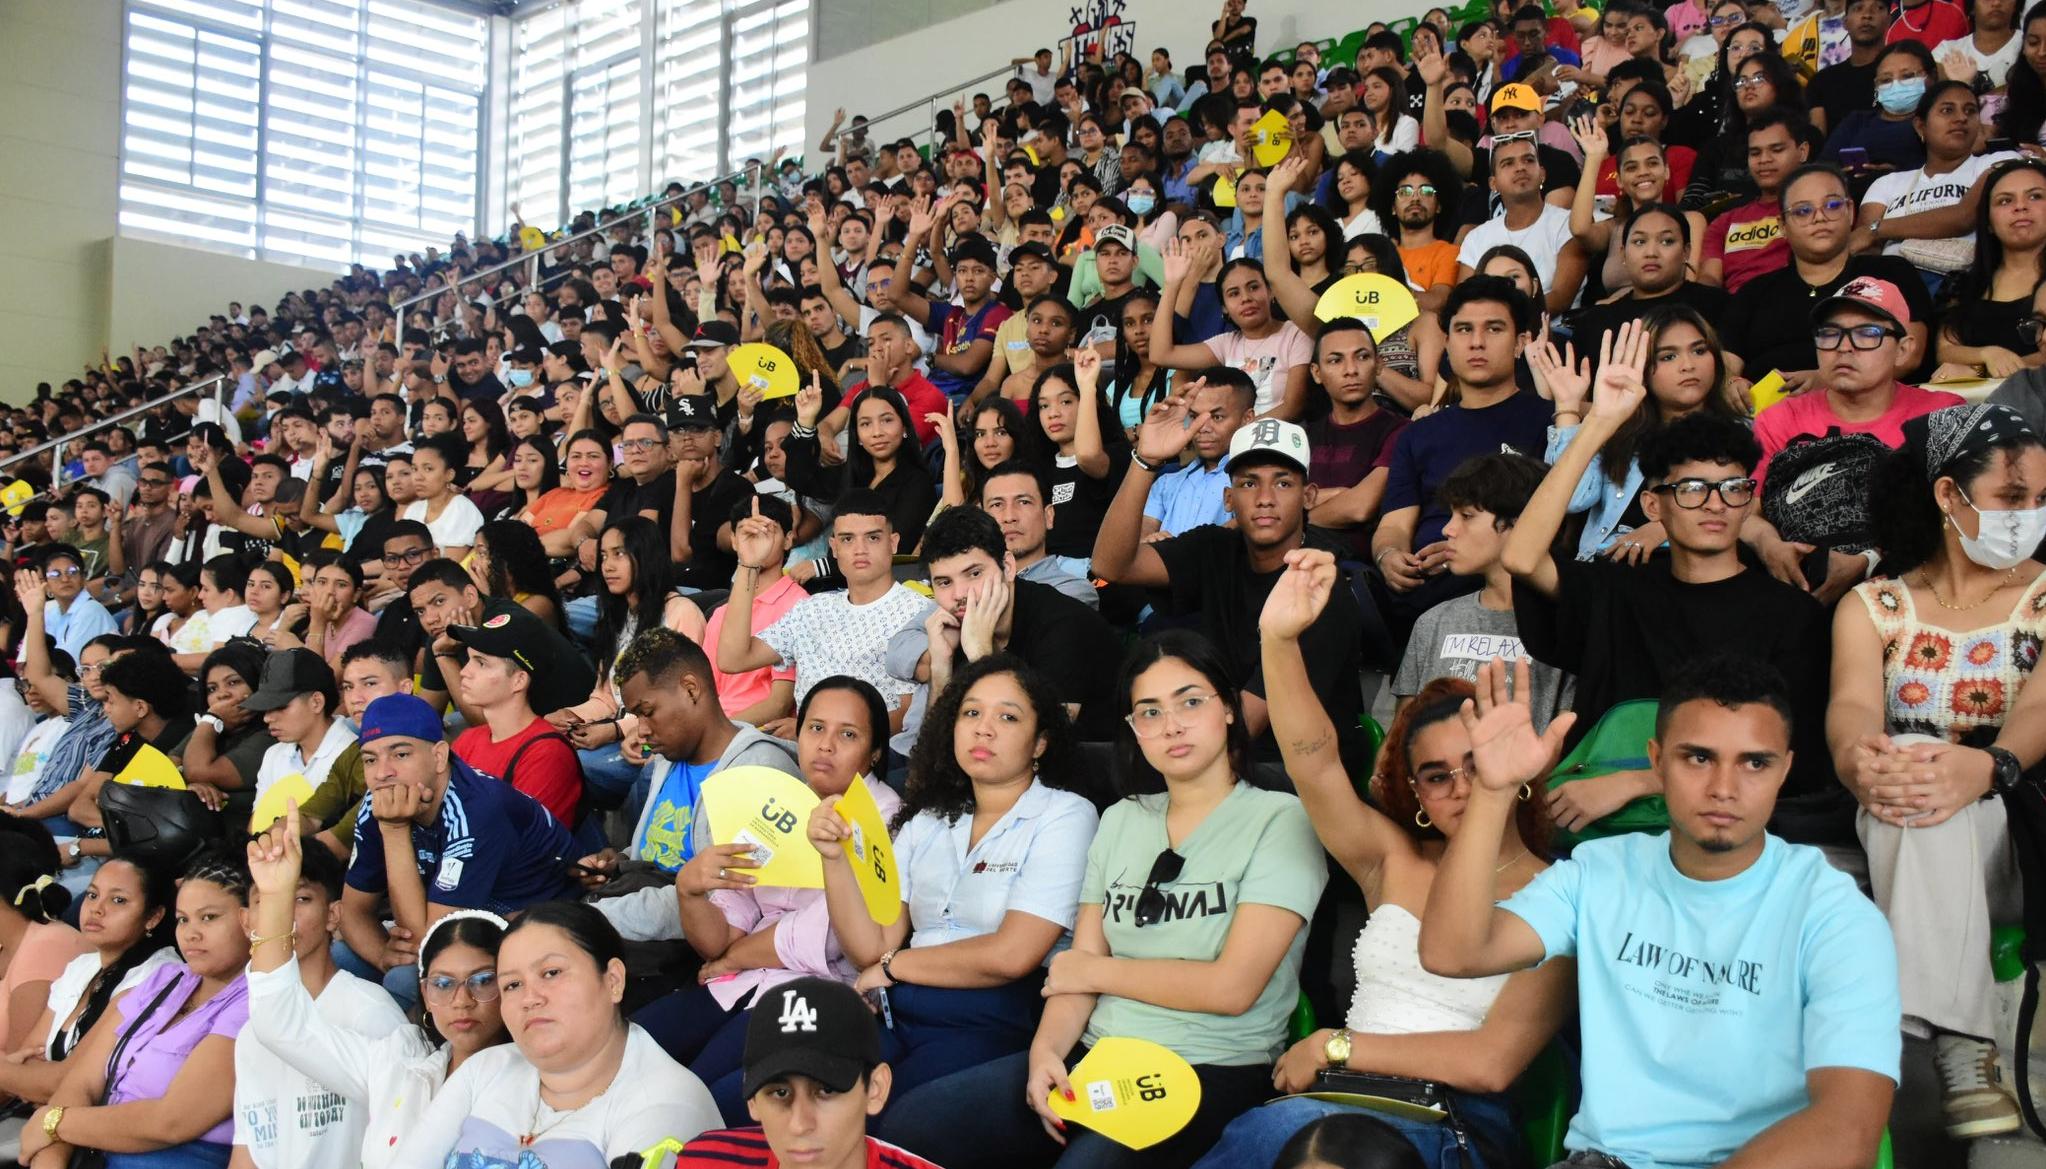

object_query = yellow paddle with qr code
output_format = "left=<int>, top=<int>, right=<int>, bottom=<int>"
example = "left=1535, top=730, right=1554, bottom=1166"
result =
left=250, top=772, right=314, bottom=833
left=700, top=767, right=824, bottom=889
left=1046, top=1038, right=1202, bottom=1149
left=729, top=343, right=800, bottom=400
left=832, top=778, right=901, bottom=926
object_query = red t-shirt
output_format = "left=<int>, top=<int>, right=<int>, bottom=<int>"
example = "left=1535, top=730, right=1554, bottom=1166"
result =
left=452, top=716, right=581, bottom=826
left=1594, top=145, right=1697, bottom=200
left=1886, top=0, right=1970, bottom=48
left=1753, top=381, right=1968, bottom=488
left=677, top=1128, right=947, bottom=1169
left=1704, top=199, right=1787, bottom=295
left=846, top=373, right=951, bottom=446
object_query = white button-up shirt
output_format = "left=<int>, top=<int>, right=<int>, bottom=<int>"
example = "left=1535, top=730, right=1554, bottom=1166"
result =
left=894, top=779, right=1099, bottom=951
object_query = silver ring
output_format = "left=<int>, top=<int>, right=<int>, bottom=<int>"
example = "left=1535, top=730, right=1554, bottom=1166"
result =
left=718, top=867, right=728, bottom=880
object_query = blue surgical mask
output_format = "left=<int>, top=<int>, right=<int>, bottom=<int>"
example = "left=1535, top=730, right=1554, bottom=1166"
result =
left=506, top=368, right=534, bottom=388
left=1876, top=76, right=1926, bottom=115
left=1127, top=192, right=1158, bottom=217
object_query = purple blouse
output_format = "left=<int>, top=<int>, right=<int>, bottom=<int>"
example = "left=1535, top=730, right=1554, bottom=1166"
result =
left=106, top=963, right=250, bottom=1147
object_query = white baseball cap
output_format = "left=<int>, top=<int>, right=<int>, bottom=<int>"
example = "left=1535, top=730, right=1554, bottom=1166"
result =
left=1224, top=418, right=1312, bottom=475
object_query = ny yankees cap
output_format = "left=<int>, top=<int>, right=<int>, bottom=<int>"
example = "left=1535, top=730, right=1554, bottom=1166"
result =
left=1225, top=417, right=1312, bottom=475
left=742, top=976, right=882, bottom=1099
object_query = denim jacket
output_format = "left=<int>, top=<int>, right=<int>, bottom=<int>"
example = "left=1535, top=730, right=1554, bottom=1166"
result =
left=1546, top=422, right=1648, bottom=559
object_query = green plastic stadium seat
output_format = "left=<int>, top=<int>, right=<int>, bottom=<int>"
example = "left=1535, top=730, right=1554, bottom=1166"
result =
left=1545, top=699, right=1667, bottom=849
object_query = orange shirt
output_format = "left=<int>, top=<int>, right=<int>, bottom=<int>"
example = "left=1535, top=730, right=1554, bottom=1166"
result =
left=521, top=486, right=606, bottom=536
left=1400, top=239, right=1462, bottom=291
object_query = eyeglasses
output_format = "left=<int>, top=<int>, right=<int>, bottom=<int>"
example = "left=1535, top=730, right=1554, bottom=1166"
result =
left=1492, top=130, right=1538, bottom=145
left=619, top=437, right=663, bottom=452
left=1812, top=323, right=1901, bottom=351
left=1132, top=849, right=1186, bottom=927
left=1649, top=476, right=1758, bottom=509
left=422, top=970, right=499, bottom=1004
left=44, top=566, right=81, bottom=579
left=382, top=546, right=430, bottom=568
left=1395, top=183, right=1439, bottom=198
left=1785, top=196, right=1852, bottom=221
left=1710, top=13, right=1745, bottom=26
left=1412, top=764, right=1475, bottom=790
left=1125, top=691, right=1220, bottom=738
left=138, top=477, right=171, bottom=487
left=1733, top=74, right=1771, bottom=89
left=2020, top=315, right=2046, bottom=348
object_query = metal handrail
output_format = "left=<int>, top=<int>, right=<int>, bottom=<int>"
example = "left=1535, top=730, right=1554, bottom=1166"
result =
left=837, top=62, right=1021, bottom=158
left=392, top=163, right=768, bottom=325
left=0, top=374, right=229, bottom=489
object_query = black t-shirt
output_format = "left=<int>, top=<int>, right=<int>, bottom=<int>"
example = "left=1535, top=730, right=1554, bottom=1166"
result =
left=1809, top=60, right=1878, bottom=143
left=1568, top=283, right=1731, bottom=357
left=952, top=580, right=1119, bottom=739
left=1151, top=524, right=1366, bottom=762
left=450, top=371, right=508, bottom=405
left=96, top=719, right=198, bottom=777
left=1513, top=556, right=1838, bottom=807
left=598, top=469, right=678, bottom=537
left=822, top=334, right=865, bottom=374
left=1724, top=255, right=1934, bottom=379
left=1949, top=293, right=2036, bottom=357
left=344, top=509, right=396, bottom=568
left=676, top=468, right=753, bottom=590
left=1045, top=447, right=1131, bottom=561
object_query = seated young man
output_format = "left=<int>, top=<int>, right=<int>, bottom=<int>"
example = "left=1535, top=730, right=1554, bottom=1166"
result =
left=718, top=492, right=934, bottom=736
left=447, top=606, right=589, bottom=832
left=887, top=506, right=1118, bottom=743
left=337, top=692, right=580, bottom=1000
left=677, top=977, right=946, bottom=1169
left=978, top=462, right=1098, bottom=608
left=1419, top=656, right=1899, bottom=1169
left=308, top=638, right=417, bottom=860
left=407, top=557, right=594, bottom=723
left=1092, top=412, right=1368, bottom=772
left=1393, top=452, right=1570, bottom=730
left=1138, top=367, right=1256, bottom=539
left=584, top=627, right=801, bottom=943
left=1503, top=326, right=1841, bottom=842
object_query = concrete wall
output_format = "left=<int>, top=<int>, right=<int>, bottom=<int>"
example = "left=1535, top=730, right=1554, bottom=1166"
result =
left=802, top=0, right=1417, bottom=151
left=106, top=237, right=334, bottom=361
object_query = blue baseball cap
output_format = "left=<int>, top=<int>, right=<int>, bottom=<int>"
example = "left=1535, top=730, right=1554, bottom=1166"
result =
left=359, top=693, right=444, bottom=745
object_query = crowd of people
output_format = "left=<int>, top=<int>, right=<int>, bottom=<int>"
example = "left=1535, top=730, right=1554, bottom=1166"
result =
left=8, top=0, right=2046, bottom=1165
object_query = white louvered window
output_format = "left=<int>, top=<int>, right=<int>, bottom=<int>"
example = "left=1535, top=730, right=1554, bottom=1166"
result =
left=724, top=0, right=806, bottom=173
left=119, top=0, right=487, bottom=269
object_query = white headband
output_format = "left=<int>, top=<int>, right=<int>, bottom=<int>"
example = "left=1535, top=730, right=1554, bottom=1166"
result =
left=417, top=909, right=509, bottom=977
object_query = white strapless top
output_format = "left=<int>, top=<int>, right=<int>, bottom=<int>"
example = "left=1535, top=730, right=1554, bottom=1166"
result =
left=1346, top=903, right=1510, bottom=1035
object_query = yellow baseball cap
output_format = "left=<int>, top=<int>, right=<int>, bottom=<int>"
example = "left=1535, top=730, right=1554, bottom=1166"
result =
left=1490, top=83, right=1542, bottom=113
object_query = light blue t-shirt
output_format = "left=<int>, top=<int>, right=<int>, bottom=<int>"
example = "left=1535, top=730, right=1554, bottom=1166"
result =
left=1502, top=832, right=1900, bottom=1169
left=1142, top=459, right=1232, bottom=536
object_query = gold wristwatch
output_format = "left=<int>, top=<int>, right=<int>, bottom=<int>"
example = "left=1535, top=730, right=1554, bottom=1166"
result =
left=1322, top=1027, right=1353, bottom=1067
left=42, top=1105, right=64, bottom=1140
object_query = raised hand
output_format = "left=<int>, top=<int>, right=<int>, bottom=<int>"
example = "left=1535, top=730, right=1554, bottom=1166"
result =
left=1414, top=43, right=1448, bottom=87
left=1269, top=151, right=1312, bottom=195
left=794, top=372, right=824, bottom=428
left=1568, top=112, right=1607, bottom=162
left=1071, top=346, right=1103, bottom=394
left=1588, top=319, right=1650, bottom=425
left=1527, top=337, right=1590, bottom=415
left=1161, top=238, right=1195, bottom=285
left=1259, top=548, right=1337, bottom=640
left=14, top=568, right=45, bottom=613
left=1134, top=387, right=1196, bottom=464
left=906, top=195, right=938, bottom=241
left=245, top=799, right=303, bottom=900
left=807, top=797, right=854, bottom=861
left=1459, top=658, right=1577, bottom=794
left=733, top=497, right=783, bottom=570
left=601, top=336, right=627, bottom=374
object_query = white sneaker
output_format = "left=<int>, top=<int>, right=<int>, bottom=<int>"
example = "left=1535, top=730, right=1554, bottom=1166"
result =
left=1934, top=1033, right=2023, bottom=1140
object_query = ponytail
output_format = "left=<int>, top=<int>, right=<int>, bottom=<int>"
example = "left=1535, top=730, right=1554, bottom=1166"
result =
left=10, top=873, right=67, bottom=923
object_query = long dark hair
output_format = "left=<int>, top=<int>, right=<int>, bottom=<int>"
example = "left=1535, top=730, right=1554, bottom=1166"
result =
left=593, top=515, right=676, bottom=664
left=1320, top=149, right=1379, bottom=218
left=60, top=855, right=176, bottom=1060
left=800, top=675, right=892, bottom=782
left=475, top=520, right=563, bottom=625
left=962, top=397, right=1047, bottom=502
left=2004, top=2, right=2046, bottom=144
left=1107, top=289, right=1172, bottom=424
left=1597, top=301, right=1743, bottom=489
left=1282, top=203, right=1345, bottom=278
left=1723, top=50, right=1805, bottom=139
left=1030, top=363, right=1130, bottom=452
left=1375, top=677, right=1553, bottom=857
left=1113, top=630, right=1254, bottom=796
left=507, top=435, right=561, bottom=502
left=1956, top=158, right=2046, bottom=306
left=896, top=656, right=1079, bottom=832
left=846, top=386, right=918, bottom=490
left=1869, top=429, right=2046, bottom=572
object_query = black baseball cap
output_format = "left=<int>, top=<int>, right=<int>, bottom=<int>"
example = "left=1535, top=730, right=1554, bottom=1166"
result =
left=241, top=648, right=336, bottom=713
left=741, top=977, right=881, bottom=1100
left=446, top=609, right=545, bottom=673
left=691, top=320, right=740, bottom=349
left=667, top=393, right=720, bottom=430
left=1009, top=241, right=1057, bottom=269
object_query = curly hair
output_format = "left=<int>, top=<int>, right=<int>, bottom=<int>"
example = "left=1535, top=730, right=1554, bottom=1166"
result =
left=895, top=655, right=1079, bottom=832
left=1370, top=149, right=1464, bottom=244
left=1373, top=677, right=1553, bottom=857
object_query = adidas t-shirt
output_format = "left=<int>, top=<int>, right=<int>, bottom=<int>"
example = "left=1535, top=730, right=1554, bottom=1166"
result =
left=1703, top=199, right=1787, bottom=295
left=344, top=757, right=578, bottom=913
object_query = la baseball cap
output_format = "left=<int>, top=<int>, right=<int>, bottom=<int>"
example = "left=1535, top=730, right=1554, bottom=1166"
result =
left=1812, top=275, right=1912, bottom=332
left=1490, top=83, right=1542, bottom=114
left=741, top=977, right=882, bottom=1100
left=1224, top=418, right=1312, bottom=475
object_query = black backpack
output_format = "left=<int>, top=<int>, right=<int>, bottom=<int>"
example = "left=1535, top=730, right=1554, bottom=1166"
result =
left=1759, top=428, right=1891, bottom=554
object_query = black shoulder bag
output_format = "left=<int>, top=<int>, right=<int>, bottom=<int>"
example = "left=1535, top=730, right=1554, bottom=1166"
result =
left=68, top=975, right=182, bottom=1169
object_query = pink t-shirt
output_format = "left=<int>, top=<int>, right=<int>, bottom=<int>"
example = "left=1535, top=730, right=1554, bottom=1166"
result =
left=1754, top=382, right=1968, bottom=487
left=706, top=571, right=805, bottom=716
left=0, top=921, right=90, bottom=1049
left=1204, top=322, right=1314, bottom=415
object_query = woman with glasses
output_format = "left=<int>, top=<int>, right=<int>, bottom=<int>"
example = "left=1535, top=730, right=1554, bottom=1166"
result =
left=1820, top=41, right=1936, bottom=179
left=1936, top=160, right=2046, bottom=378
left=633, top=677, right=901, bottom=1121
left=1828, top=403, right=2046, bottom=1141
left=809, top=657, right=1097, bottom=1113
left=1679, top=46, right=1803, bottom=208
left=884, top=630, right=1327, bottom=1169
left=243, top=808, right=510, bottom=1169
left=1187, top=558, right=1568, bottom=1169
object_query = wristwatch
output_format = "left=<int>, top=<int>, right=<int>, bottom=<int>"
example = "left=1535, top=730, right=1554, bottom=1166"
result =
left=1987, top=745, right=2024, bottom=794
left=1322, top=1028, right=1353, bottom=1067
left=198, top=713, right=225, bottom=734
left=879, top=948, right=901, bottom=984
left=42, top=1105, right=63, bottom=1141
left=1129, top=451, right=1166, bottom=474
left=67, top=841, right=82, bottom=863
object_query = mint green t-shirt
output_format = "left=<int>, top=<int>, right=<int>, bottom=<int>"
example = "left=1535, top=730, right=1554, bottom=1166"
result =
left=1079, top=782, right=1328, bottom=1067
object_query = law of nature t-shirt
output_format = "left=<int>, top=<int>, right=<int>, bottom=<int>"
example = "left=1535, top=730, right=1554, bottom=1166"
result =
left=1080, top=783, right=1327, bottom=1066
left=1502, top=832, right=1900, bottom=1169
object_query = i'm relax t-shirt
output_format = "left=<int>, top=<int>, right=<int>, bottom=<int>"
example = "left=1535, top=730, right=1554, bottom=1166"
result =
left=1502, top=832, right=1899, bottom=1169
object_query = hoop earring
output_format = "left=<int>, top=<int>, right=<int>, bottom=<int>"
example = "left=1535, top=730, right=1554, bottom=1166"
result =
left=1519, top=783, right=1534, bottom=802
left=1415, top=808, right=1432, bottom=829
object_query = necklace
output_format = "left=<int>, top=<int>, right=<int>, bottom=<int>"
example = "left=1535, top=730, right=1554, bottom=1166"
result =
left=1495, top=848, right=1529, bottom=874
left=520, top=1097, right=577, bottom=1149
left=1919, top=565, right=2021, bottom=611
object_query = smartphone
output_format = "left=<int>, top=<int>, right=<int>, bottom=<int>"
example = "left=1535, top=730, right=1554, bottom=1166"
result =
left=1839, top=147, right=1869, bottom=171
left=1800, top=543, right=1831, bottom=590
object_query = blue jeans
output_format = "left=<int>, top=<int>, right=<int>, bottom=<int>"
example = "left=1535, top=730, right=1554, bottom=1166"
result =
left=878, top=1048, right=1274, bottom=1169
left=630, top=984, right=752, bottom=1123
left=107, top=1141, right=232, bottom=1169
left=564, top=595, right=599, bottom=646
left=1190, top=1091, right=1517, bottom=1169
left=878, top=980, right=1042, bottom=1110
left=330, top=936, right=420, bottom=1012
left=577, top=744, right=647, bottom=812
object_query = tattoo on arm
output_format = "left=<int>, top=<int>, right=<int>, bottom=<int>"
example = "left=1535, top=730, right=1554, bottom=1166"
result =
left=1289, top=729, right=1334, bottom=757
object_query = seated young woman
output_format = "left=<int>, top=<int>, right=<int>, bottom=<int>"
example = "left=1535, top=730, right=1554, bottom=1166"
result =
left=1193, top=550, right=1574, bottom=1169
left=808, top=655, right=1100, bottom=1107
left=881, top=630, right=1329, bottom=1169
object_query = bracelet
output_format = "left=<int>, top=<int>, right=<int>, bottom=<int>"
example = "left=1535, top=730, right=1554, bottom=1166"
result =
left=1373, top=547, right=1398, bottom=566
left=247, top=927, right=298, bottom=949
left=791, top=422, right=818, bottom=439
left=880, top=948, right=900, bottom=983
left=1553, top=410, right=1582, bottom=423
left=1129, top=452, right=1165, bottom=474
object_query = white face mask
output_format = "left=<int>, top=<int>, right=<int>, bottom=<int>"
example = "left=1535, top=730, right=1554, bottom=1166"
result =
left=1952, top=490, right=2046, bottom=571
